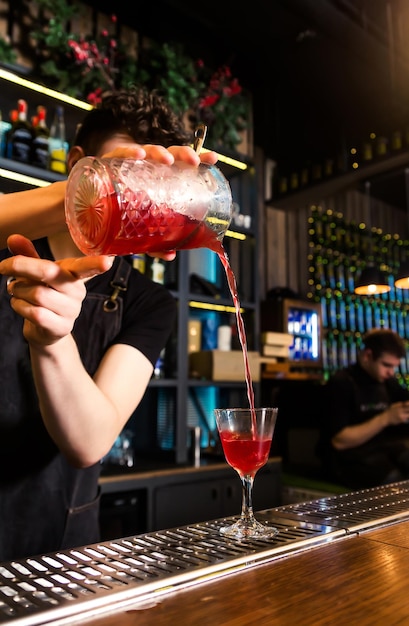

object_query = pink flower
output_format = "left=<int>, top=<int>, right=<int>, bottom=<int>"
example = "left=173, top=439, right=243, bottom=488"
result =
left=88, top=87, right=103, bottom=105
left=223, top=79, right=242, bottom=98
left=210, top=77, right=221, bottom=91
left=199, top=94, right=220, bottom=108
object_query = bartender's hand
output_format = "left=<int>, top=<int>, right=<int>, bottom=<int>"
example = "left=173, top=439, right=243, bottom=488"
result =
left=100, top=143, right=219, bottom=262
left=102, top=143, right=218, bottom=166
left=384, top=401, right=409, bottom=426
left=0, top=234, right=114, bottom=347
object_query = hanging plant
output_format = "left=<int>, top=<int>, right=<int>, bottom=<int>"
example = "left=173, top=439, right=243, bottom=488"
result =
left=134, top=41, right=203, bottom=117
left=0, top=36, right=17, bottom=66
left=193, top=63, right=250, bottom=150
left=30, top=0, right=135, bottom=98
left=29, top=0, right=250, bottom=151
left=134, top=42, right=250, bottom=151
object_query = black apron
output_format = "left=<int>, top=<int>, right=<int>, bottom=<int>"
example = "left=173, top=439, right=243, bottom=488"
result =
left=0, top=256, right=131, bottom=560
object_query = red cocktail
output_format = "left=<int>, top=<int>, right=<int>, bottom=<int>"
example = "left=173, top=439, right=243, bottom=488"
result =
left=215, top=407, right=278, bottom=540
left=219, top=431, right=272, bottom=476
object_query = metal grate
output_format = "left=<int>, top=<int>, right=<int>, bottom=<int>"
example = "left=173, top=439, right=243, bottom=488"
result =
left=269, top=480, right=409, bottom=530
left=1, top=481, right=409, bottom=625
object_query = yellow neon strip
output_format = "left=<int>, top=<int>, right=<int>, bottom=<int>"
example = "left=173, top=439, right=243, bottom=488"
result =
left=0, top=168, right=51, bottom=187
left=0, top=68, right=93, bottom=111
left=216, top=153, right=248, bottom=170
left=200, top=148, right=247, bottom=170
left=225, top=229, right=246, bottom=240
left=207, top=216, right=231, bottom=227
left=0, top=70, right=249, bottom=174
left=189, top=300, right=243, bottom=313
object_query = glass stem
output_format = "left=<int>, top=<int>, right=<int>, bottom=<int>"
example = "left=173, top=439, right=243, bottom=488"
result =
left=240, top=474, right=255, bottom=522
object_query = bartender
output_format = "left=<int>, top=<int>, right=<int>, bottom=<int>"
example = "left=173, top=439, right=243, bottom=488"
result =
left=0, top=87, right=218, bottom=561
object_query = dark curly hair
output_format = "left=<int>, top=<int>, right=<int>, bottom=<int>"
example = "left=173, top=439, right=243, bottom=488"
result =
left=362, top=328, right=407, bottom=360
left=73, top=87, right=192, bottom=155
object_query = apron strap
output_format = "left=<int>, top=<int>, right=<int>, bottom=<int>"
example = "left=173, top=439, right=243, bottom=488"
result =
left=103, top=257, right=132, bottom=312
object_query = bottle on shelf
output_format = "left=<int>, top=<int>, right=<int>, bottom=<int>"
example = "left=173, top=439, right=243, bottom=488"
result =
left=31, top=105, right=50, bottom=169
left=153, top=348, right=166, bottom=379
left=151, top=257, right=165, bottom=285
left=0, top=110, right=11, bottom=157
left=8, top=99, right=33, bottom=164
left=131, top=253, right=146, bottom=274
left=4, top=109, right=17, bottom=158
left=48, top=105, right=67, bottom=174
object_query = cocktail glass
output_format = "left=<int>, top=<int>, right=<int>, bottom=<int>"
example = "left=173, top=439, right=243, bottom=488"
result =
left=214, top=407, right=279, bottom=540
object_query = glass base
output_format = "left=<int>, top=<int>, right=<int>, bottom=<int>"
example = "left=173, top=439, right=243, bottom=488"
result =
left=219, top=518, right=278, bottom=541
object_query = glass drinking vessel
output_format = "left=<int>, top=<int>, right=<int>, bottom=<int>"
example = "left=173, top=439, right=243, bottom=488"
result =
left=65, top=157, right=233, bottom=256
left=214, top=407, right=279, bottom=540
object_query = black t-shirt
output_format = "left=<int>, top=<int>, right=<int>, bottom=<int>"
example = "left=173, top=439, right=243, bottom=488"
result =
left=321, top=362, right=409, bottom=449
left=317, top=362, right=409, bottom=488
left=0, top=238, right=176, bottom=560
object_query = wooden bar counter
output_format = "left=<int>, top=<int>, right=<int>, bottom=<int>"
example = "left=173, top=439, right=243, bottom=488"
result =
left=78, top=519, right=409, bottom=626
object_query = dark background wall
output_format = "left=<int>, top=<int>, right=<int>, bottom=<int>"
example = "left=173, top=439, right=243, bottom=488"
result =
left=86, top=0, right=409, bottom=174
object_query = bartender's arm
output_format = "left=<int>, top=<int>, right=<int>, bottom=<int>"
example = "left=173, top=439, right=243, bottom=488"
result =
left=332, top=401, right=409, bottom=450
left=0, top=144, right=218, bottom=249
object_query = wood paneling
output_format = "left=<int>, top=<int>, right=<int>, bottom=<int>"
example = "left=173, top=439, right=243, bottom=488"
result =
left=266, top=184, right=408, bottom=297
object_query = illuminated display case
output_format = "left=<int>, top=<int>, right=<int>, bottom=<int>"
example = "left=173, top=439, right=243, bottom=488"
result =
left=261, top=298, right=322, bottom=369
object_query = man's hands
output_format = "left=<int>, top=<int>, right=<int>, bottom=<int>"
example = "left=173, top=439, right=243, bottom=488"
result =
left=384, top=401, right=409, bottom=426
left=1, top=234, right=114, bottom=348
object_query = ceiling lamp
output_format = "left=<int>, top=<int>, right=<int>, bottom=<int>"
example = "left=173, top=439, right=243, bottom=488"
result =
left=395, top=260, right=409, bottom=290
left=354, top=264, right=391, bottom=295
left=354, top=181, right=391, bottom=296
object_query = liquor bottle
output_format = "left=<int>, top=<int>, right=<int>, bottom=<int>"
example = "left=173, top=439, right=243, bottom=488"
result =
left=9, top=99, right=33, bottom=163
left=0, top=109, right=11, bottom=158
left=391, top=130, right=403, bottom=152
left=131, top=253, right=146, bottom=274
left=153, top=348, right=166, bottom=379
left=151, top=257, right=165, bottom=284
left=31, top=105, right=50, bottom=169
left=4, top=109, right=18, bottom=158
left=388, top=304, right=398, bottom=333
left=355, top=299, right=365, bottom=334
left=48, top=106, right=67, bottom=174
left=345, top=295, right=356, bottom=332
left=336, top=296, right=347, bottom=331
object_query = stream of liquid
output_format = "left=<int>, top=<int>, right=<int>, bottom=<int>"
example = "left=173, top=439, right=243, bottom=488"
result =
left=209, top=239, right=255, bottom=411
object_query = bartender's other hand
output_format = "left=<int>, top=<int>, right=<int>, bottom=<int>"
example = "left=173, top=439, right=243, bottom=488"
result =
left=386, top=401, right=409, bottom=425
left=102, top=143, right=218, bottom=167
left=1, top=234, right=114, bottom=347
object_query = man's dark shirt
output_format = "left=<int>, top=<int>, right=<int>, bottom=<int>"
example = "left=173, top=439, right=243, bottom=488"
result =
left=318, top=362, right=409, bottom=487
left=324, top=362, right=409, bottom=441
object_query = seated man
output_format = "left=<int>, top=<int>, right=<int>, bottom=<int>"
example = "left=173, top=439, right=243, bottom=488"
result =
left=318, top=328, right=409, bottom=489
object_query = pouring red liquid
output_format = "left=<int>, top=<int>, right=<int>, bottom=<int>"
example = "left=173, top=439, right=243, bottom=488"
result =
left=65, top=156, right=255, bottom=409
left=65, top=157, right=232, bottom=256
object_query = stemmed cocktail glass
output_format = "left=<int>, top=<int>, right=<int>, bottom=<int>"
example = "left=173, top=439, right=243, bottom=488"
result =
left=214, top=407, right=279, bottom=540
